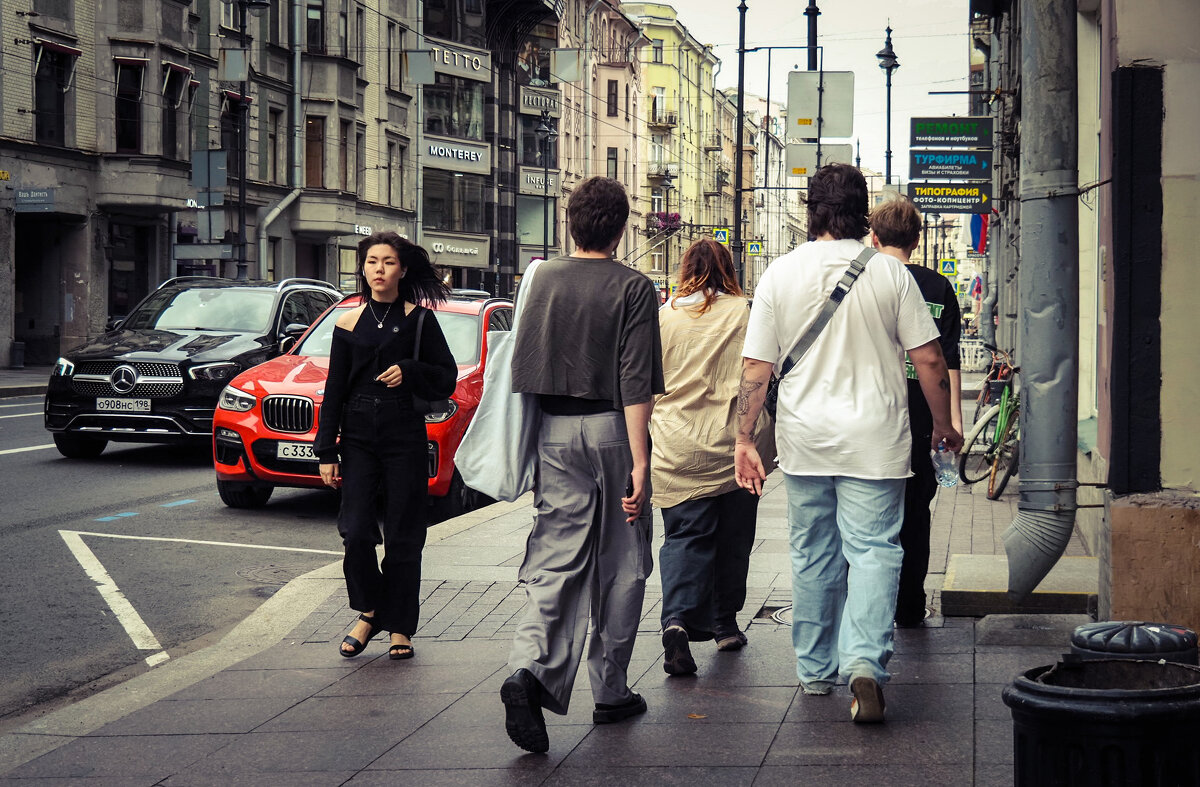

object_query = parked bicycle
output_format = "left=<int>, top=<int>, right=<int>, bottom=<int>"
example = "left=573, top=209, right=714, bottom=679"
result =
left=959, top=347, right=1020, bottom=499
left=970, top=343, right=1015, bottom=425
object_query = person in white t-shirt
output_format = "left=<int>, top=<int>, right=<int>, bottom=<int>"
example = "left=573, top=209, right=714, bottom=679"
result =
left=734, top=164, right=963, bottom=724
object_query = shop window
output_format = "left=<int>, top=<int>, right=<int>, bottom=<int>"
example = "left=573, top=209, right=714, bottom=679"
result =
left=424, top=74, right=484, bottom=141
left=422, top=170, right=486, bottom=234
left=518, top=114, right=558, bottom=168
left=516, top=194, right=556, bottom=248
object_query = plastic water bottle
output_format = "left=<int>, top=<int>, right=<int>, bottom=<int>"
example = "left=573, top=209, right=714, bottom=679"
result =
left=931, top=442, right=959, bottom=487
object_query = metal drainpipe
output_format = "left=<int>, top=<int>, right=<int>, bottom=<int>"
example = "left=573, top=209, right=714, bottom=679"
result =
left=1002, top=0, right=1080, bottom=599
left=258, top=0, right=304, bottom=273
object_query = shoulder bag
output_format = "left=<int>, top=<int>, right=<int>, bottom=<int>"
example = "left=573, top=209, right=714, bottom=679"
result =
left=409, top=307, right=453, bottom=416
left=765, top=246, right=876, bottom=418
left=454, top=260, right=544, bottom=501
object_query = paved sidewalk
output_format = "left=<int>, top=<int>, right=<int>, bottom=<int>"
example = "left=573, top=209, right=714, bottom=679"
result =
left=0, top=467, right=1094, bottom=785
left=0, top=366, right=52, bottom=398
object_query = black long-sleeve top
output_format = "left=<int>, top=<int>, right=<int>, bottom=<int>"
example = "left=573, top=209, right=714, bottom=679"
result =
left=313, top=300, right=457, bottom=463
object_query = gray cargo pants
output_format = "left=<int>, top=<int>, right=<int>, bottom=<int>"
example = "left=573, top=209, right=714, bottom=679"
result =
left=507, top=410, right=653, bottom=715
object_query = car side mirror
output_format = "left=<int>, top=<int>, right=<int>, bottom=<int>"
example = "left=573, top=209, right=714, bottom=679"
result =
left=105, top=317, right=124, bottom=332
left=279, top=336, right=297, bottom=354
left=277, top=322, right=309, bottom=354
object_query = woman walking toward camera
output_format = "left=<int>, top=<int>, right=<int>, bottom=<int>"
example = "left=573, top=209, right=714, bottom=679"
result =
left=314, top=231, right=456, bottom=661
left=652, top=238, right=774, bottom=676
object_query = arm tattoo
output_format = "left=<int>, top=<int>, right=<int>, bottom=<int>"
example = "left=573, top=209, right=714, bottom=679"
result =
left=736, top=377, right=764, bottom=416
left=938, top=374, right=951, bottom=392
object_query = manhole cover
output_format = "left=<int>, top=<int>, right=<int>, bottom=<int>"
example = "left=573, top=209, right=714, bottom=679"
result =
left=755, top=604, right=793, bottom=625
left=236, top=564, right=307, bottom=586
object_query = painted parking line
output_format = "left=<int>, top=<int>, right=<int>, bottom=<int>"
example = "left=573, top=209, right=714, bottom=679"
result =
left=60, top=531, right=341, bottom=669
left=95, top=512, right=139, bottom=522
left=160, top=499, right=198, bottom=508
left=0, top=444, right=55, bottom=456
left=60, top=530, right=168, bottom=667
left=0, top=412, right=41, bottom=419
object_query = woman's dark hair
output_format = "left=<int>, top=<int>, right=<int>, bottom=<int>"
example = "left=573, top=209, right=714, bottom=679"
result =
left=568, top=176, right=629, bottom=252
left=672, top=238, right=743, bottom=314
left=807, top=163, right=870, bottom=240
left=870, top=197, right=923, bottom=250
left=356, top=231, right=451, bottom=305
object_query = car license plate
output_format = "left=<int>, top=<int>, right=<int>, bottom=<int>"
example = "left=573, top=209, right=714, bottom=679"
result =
left=276, top=441, right=316, bottom=461
left=96, top=397, right=151, bottom=412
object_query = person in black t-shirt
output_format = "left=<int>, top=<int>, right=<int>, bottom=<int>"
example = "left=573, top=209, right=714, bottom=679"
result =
left=314, top=232, right=456, bottom=661
left=869, top=199, right=963, bottom=627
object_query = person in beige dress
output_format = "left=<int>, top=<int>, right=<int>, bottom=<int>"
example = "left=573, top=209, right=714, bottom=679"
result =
left=652, top=238, right=774, bottom=676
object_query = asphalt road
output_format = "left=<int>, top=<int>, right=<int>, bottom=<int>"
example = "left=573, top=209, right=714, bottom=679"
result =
left=0, top=394, right=345, bottom=727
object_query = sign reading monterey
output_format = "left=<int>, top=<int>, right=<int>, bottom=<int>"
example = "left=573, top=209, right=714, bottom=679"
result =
left=423, top=135, right=490, bottom=175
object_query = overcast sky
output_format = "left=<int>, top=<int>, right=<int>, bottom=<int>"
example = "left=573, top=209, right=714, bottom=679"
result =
left=671, top=0, right=973, bottom=183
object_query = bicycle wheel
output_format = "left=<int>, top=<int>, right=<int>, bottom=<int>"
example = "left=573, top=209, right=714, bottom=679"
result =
left=987, top=415, right=1019, bottom=499
left=959, top=406, right=999, bottom=485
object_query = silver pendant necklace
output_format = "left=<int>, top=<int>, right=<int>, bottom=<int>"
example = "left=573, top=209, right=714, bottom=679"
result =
left=366, top=298, right=394, bottom=329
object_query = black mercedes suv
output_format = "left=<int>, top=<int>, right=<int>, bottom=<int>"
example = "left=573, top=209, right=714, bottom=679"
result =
left=44, top=277, right=341, bottom=458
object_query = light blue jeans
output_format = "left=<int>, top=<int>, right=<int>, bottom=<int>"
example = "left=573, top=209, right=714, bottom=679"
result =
left=784, top=474, right=906, bottom=690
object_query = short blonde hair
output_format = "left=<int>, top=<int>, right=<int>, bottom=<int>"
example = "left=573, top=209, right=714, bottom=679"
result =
left=870, top=197, right=922, bottom=249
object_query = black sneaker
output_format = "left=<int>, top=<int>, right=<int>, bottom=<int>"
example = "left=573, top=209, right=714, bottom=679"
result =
left=593, top=693, right=647, bottom=724
left=662, top=625, right=697, bottom=676
left=500, top=668, right=549, bottom=753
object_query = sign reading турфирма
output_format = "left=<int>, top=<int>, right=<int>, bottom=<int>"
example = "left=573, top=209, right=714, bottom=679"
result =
left=910, top=117, right=993, bottom=147
left=910, top=149, right=992, bottom=180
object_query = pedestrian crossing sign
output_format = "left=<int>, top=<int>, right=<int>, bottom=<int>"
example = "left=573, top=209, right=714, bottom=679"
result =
left=714, top=228, right=729, bottom=245
left=748, top=240, right=762, bottom=255
left=939, top=258, right=958, bottom=276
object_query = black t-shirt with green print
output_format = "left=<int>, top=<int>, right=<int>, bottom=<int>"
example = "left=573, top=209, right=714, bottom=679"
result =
left=905, top=263, right=962, bottom=443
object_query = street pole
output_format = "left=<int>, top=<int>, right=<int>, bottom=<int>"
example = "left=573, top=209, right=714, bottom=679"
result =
left=732, top=0, right=748, bottom=288
left=876, top=25, right=899, bottom=186
left=805, top=0, right=819, bottom=70
left=237, top=2, right=249, bottom=280
left=536, top=110, right=557, bottom=262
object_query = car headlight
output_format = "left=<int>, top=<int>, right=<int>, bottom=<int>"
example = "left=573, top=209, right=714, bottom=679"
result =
left=423, top=399, right=459, bottom=424
left=189, top=362, right=240, bottom=382
left=52, top=357, right=75, bottom=377
left=218, top=385, right=256, bottom=412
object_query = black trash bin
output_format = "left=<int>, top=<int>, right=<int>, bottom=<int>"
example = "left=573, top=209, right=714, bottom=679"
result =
left=1003, top=659, right=1200, bottom=786
left=1072, top=621, right=1199, bottom=665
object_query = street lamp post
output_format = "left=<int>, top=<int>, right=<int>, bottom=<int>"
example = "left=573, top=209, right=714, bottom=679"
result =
left=876, top=25, right=899, bottom=185
left=535, top=110, right=558, bottom=262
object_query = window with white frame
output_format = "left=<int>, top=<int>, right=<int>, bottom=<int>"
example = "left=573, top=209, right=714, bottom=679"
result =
left=34, top=41, right=80, bottom=146
left=115, top=59, right=146, bottom=153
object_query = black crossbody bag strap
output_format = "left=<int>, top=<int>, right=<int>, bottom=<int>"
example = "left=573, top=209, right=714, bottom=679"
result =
left=778, top=247, right=877, bottom=379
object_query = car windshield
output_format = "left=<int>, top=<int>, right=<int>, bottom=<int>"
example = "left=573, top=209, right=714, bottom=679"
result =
left=295, top=307, right=482, bottom=366
left=123, top=288, right=275, bottom=333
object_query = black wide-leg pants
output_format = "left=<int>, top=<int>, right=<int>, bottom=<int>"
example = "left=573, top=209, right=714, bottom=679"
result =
left=337, top=393, right=428, bottom=636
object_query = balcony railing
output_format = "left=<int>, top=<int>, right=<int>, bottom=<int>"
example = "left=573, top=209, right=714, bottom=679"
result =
left=645, top=212, right=682, bottom=234
left=648, top=109, right=678, bottom=128
left=704, top=133, right=723, bottom=151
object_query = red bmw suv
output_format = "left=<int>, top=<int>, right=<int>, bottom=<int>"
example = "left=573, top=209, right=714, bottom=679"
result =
left=212, top=290, right=514, bottom=519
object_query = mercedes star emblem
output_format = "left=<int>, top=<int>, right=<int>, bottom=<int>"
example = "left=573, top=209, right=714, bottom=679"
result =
left=109, top=364, right=139, bottom=394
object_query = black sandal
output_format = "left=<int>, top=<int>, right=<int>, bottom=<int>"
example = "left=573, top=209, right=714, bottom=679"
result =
left=340, top=613, right=381, bottom=657
left=388, top=642, right=415, bottom=660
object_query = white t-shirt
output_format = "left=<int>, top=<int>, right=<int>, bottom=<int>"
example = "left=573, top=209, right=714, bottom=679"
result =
left=743, top=239, right=940, bottom=479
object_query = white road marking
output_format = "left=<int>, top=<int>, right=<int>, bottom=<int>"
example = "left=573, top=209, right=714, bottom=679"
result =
left=59, top=530, right=167, bottom=658
left=0, top=402, right=40, bottom=409
left=0, top=412, right=41, bottom=419
left=0, top=444, right=55, bottom=456
left=67, top=530, right=342, bottom=555
left=59, top=530, right=341, bottom=666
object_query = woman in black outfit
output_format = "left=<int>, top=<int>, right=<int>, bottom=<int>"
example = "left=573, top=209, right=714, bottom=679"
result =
left=315, top=231, right=456, bottom=660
